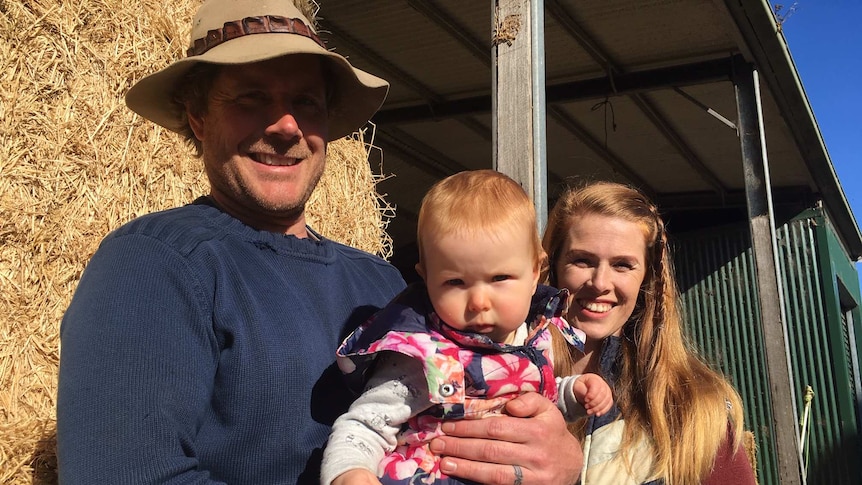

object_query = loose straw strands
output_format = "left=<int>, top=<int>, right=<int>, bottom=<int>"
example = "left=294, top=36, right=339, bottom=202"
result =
left=311, top=131, right=396, bottom=259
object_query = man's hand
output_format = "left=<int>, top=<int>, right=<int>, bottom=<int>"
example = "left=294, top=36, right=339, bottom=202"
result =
left=429, top=392, right=583, bottom=485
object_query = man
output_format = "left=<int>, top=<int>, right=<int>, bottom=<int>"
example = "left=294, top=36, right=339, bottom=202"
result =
left=57, top=0, right=583, bottom=483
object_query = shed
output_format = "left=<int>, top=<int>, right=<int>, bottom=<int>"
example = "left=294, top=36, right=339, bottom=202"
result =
left=317, top=1, right=862, bottom=483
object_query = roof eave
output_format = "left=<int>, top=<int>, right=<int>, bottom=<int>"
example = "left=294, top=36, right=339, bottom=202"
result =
left=722, top=0, right=862, bottom=259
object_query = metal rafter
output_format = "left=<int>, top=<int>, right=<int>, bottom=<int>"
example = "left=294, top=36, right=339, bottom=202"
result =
left=545, top=0, right=613, bottom=69
left=397, top=0, right=725, bottom=198
left=545, top=0, right=727, bottom=197
left=403, top=0, right=493, bottom=141
left=656, top=185, right=813, bottom=211
left=325, top=25, right=438, bottom=101
left=630, top=94, right=728, bottom=197
left=548, top=106, right=654, bottom=193
left=324, top=23, right=490, bottom=141
left=377, top=127, right=563, bottom=194
left=407, top=0, right=490, bottom=67
left=375, top=57, right=734, bottom=123
left=376, top=127, right=470, bottom=179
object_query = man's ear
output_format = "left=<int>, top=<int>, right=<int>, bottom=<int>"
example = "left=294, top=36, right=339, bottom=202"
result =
left=187, top=108, right=206, bottom=141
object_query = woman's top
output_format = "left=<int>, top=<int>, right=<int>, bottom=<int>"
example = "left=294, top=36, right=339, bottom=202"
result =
left=580, top=337, right=757, bottom=484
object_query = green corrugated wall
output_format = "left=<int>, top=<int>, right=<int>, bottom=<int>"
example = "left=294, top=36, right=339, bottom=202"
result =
left=674, top=208, right=861, bottom=484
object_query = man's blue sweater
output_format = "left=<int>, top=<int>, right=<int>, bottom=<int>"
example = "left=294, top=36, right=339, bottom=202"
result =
left=57, top=199, right=406, bottom=484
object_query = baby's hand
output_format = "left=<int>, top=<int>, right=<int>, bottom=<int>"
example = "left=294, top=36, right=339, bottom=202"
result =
left=572, top=373, right=614, bottom=417
left=330, top=468, right=383, bottom=485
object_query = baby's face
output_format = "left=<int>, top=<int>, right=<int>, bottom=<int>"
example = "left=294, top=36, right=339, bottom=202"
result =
left=421, top=228, right=540, bottom=344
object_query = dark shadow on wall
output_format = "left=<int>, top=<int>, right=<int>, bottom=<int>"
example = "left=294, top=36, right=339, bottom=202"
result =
left=805, top=425, right=861, bottom=484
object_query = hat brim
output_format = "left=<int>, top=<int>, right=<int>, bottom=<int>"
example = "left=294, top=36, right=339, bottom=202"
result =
left=125, top=33, right=389, bottom=141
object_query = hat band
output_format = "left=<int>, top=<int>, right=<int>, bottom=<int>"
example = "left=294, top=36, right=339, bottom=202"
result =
left=187, top=15, right=325, bottom=57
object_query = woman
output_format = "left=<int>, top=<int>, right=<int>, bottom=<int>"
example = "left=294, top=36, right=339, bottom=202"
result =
left=543, top=181, right=756, bottom=485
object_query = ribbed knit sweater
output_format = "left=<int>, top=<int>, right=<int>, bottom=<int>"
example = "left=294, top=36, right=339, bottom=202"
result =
left=57, top=198, right=406, bottom=484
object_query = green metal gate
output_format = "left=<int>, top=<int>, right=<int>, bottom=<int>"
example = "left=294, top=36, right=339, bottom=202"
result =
left=674, top=207, right=861, bottom=484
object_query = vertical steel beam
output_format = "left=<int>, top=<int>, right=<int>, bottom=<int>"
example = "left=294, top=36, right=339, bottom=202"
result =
left=492, top=0, right=548, bottom=231
left=733, top=58, right=806, bottom=485
left=529, top=0, right=547, bottom=232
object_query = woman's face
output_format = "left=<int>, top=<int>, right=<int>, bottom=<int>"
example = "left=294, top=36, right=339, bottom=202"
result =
left=554, top=213, right=648, bottom=346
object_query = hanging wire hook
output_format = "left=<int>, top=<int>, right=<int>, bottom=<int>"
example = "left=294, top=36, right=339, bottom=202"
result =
left=591, top=97, right=617, bottom=149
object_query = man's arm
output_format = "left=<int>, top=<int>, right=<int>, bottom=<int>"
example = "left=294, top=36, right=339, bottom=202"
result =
left=429, top=392, right=583, bottom=485
left=57, top=234, right=222, bottom=484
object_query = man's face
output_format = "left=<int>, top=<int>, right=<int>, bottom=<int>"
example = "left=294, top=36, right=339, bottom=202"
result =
left=187, top=55, right=329, bottom=235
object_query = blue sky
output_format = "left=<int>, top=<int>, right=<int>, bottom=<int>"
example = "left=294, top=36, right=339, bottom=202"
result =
left=779, top=2, right=862, bottom=286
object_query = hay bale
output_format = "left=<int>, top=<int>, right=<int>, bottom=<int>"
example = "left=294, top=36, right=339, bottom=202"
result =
left=0, top=0, right=393, bottom=482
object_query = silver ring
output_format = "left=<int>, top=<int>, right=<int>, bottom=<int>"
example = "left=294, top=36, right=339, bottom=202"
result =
left=513, top=464, right=523, bottom=485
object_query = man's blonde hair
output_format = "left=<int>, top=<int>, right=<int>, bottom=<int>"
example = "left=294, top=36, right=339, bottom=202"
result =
left=416, top=170, right=544, bottom=274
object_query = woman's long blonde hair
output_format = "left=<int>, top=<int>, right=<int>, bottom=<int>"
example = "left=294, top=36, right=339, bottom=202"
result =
left=543, top=181, right=745, bottom=485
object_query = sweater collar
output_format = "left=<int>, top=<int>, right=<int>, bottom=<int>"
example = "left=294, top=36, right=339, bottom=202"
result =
left=192, top=196, right=335, bottom=261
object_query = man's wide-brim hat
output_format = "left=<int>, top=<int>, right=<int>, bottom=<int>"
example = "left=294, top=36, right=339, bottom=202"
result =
left=125, top=0, right=389, bottom=140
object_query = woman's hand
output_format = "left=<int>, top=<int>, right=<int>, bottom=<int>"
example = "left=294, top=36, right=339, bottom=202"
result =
left=429, top=392, right=583, bottom=485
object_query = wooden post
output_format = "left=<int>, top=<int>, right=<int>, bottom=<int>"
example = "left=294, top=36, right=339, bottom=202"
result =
left=492, top=0, right=548, bottom=231
left=733, top=58, right=807, bottom=485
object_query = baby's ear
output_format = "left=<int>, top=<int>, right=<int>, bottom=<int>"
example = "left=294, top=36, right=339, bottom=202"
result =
left=532, top=255, right=543, bottom=287
left=414, top=262, right=426, bottom=280
left=529, top=270, right=541, bottom=295
left=539, top=250, right=549, bottom=267
left=537, top=252, right=549, bottom=282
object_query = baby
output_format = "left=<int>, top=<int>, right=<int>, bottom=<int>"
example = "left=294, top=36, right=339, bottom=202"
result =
left=321, top=170, right=612, bottom=485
